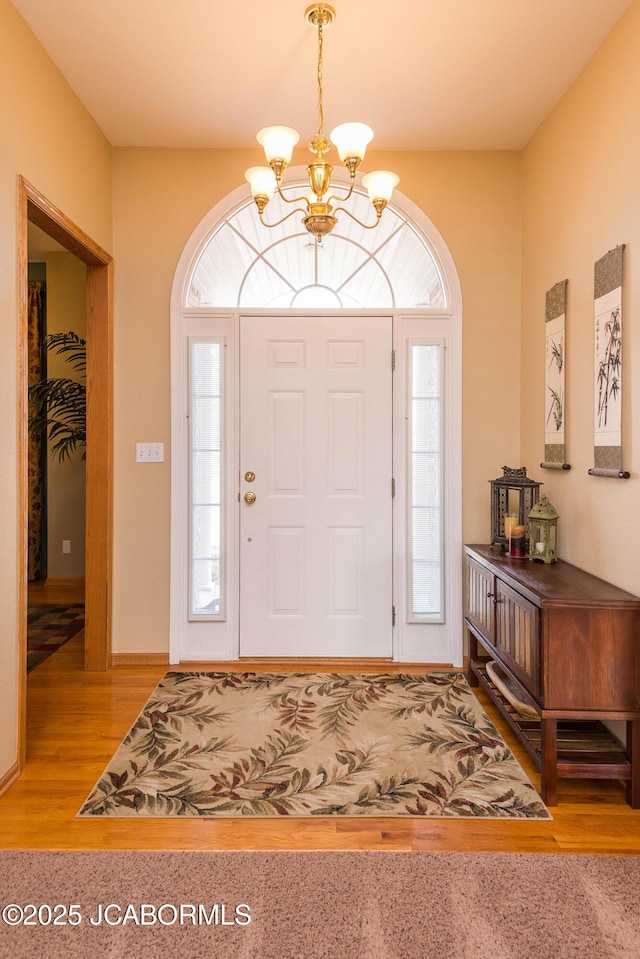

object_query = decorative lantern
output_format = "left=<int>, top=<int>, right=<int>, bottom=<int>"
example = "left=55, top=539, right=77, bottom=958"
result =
left=490, top=466, right=541, bottom=549
left=528, top=494, right=559, bottom=564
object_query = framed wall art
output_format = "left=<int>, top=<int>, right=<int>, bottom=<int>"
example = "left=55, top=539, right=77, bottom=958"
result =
left=589, top=244, right=629, bottom=479
left=541, top=279, right=570, bottom=471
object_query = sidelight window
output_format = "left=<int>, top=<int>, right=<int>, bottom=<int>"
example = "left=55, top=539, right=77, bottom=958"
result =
left=189, top=338, right=223, bottom=619
left=408, top=341, right=443, bottom=620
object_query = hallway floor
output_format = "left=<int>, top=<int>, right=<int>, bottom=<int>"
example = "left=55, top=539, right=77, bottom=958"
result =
left=1, top=628, right=639, bottom=853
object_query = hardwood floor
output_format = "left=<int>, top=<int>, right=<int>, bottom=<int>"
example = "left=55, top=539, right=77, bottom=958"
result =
left=3, top=609, right=639, bottom=853
left=28, top=578, right=85, bottom=605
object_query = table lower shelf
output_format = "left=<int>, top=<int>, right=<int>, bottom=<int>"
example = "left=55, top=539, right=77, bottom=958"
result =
left=470, top=659, right=631, bottom=781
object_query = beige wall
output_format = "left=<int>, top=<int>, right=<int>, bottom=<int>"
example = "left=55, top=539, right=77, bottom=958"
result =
left=0, top=0, right=112, bottom=777
left=45, top=252, right=87, bottom=579
left=520, top=0, right=640, bottom=593
left=111, top=147, right=522, bottom=653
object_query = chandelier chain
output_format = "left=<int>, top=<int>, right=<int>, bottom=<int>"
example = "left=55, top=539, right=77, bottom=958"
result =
left=316, top=18, right=324, bottom=141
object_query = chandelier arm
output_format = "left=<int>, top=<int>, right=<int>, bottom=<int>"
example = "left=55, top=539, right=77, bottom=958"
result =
left=331, top=205, right=382, bottom=230
left=256, top=206, right=308, bottom=230
left=274, top=181, right=312, bottom=206
left=324, top=178, right=357, bottom=206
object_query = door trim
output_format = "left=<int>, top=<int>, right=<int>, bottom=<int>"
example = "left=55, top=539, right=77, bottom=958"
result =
left=18, top=178, right=113, bottom=766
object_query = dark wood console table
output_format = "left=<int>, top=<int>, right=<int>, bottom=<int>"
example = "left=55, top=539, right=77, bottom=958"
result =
left=464, top=544, right=640, bottom=807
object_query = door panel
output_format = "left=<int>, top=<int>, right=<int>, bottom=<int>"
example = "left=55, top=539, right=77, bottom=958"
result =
left=495, top=579, right=541, bottom=696
left=239, top=314, right=393, bottom=657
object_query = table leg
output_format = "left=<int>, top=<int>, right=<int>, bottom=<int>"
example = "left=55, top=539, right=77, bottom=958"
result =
left=540, top=717, right=558, bottom=806
left=467, top=629, right=479, bottom=687
left=626, top=718, right=639, bottom=809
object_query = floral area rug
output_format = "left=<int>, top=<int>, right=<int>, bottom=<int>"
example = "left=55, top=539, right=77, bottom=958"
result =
left=27, top=603, right=85, bottom=672
left=78, top=672, right=550, bottom=819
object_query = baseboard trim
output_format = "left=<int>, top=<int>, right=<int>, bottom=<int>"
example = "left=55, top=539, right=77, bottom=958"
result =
left=43, top=577, right=86, bottom=589
left=111, top=653, right=169, bottom=667
left=0, top=761, right=20, bottom=798
left=110, top=655, right=465, bottom=670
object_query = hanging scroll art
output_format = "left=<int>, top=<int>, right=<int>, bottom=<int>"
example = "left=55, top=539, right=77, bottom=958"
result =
left=590, top=244, right=629, bottom=478
left=542, top=279, right=570, bottom=471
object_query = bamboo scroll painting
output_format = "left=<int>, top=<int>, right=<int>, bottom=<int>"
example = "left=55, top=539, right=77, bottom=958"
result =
left=542, top=280, right=569, bottom=470
left=590, top=244, right=629, bottom=478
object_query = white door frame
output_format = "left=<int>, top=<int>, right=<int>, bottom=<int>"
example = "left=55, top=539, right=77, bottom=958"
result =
left=169, top=185, right=463, bottom=666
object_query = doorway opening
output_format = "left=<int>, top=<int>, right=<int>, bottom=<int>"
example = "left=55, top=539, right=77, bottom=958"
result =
left=27, top=230, right=87, bottom=585
left=17, top=178, right=113, bottom=766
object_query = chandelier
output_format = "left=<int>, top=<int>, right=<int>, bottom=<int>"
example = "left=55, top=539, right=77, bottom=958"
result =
left=244, top=3, right=399, bottom=241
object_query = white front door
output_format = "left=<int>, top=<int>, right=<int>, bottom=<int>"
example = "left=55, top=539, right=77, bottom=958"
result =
left=239, top=314, right=393, bottom=657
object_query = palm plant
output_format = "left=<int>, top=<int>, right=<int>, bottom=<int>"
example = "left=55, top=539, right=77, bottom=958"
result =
left=29, top=331, right=86, bottom=462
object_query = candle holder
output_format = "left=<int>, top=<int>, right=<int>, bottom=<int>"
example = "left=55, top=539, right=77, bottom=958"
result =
left=528, top=494, right=559, bottom=563
left=508, top=524, right=527, bottom=558
left=489, top=466, right=541, bottom=549
left=504, top=512, right=518, bottom=543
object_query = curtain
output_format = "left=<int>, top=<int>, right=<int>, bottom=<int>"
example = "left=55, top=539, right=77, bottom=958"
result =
left=28, top=281, right=45, bottom=581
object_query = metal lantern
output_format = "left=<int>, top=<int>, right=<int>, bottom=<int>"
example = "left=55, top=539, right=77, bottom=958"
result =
left=528, top=494, right=559, bottom=564
left=490, top=466, right=541, bottom=549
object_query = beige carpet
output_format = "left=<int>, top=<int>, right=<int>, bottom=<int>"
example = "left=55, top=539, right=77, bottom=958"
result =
left=79, top=672, right=549, bottom=819
left=0, top=851, right=639, bottom=958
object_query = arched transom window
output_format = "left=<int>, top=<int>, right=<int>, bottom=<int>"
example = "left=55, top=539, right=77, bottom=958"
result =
left=186, top=180, right=446, bottom=310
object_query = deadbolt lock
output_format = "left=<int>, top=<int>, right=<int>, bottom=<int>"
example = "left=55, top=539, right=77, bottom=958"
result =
left=244, top=471, right=256, bottom=483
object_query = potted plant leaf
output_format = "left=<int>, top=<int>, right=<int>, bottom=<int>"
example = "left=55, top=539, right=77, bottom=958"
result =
left=29, top=331, right=86, bottom=461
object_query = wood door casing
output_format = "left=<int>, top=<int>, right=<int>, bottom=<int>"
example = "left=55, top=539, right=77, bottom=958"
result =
left=18, top=178, right=113, bottom=767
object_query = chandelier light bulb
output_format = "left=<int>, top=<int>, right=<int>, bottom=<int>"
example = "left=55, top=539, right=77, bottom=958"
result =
left=257, top=126, right=300, bottom=166
left=362, top=170, right=400, bottom=203
left=245, top=166, right=277, bottom=201
left=330, top=122, right=373, bottom=163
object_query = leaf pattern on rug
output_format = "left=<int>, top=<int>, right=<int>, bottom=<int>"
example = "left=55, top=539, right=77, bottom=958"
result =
left=78, top=672, right=550, bottom=819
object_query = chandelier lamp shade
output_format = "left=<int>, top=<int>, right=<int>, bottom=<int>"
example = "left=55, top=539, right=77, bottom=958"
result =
left=244, top=4, right=399, bottom=240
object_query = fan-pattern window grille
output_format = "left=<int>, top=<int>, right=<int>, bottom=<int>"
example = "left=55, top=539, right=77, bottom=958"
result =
left=187, top=183, right=445, bottom=310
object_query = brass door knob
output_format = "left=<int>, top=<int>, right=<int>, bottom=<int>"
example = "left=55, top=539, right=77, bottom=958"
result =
left=244, top=491, right=257, bottom=505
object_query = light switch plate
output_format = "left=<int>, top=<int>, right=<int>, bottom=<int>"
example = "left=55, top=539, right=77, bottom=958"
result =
left=136, top=442, right=164, bottom=463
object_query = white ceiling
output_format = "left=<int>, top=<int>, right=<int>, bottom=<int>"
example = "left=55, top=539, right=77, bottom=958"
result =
left=11, top=0, right=634, bottom=151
